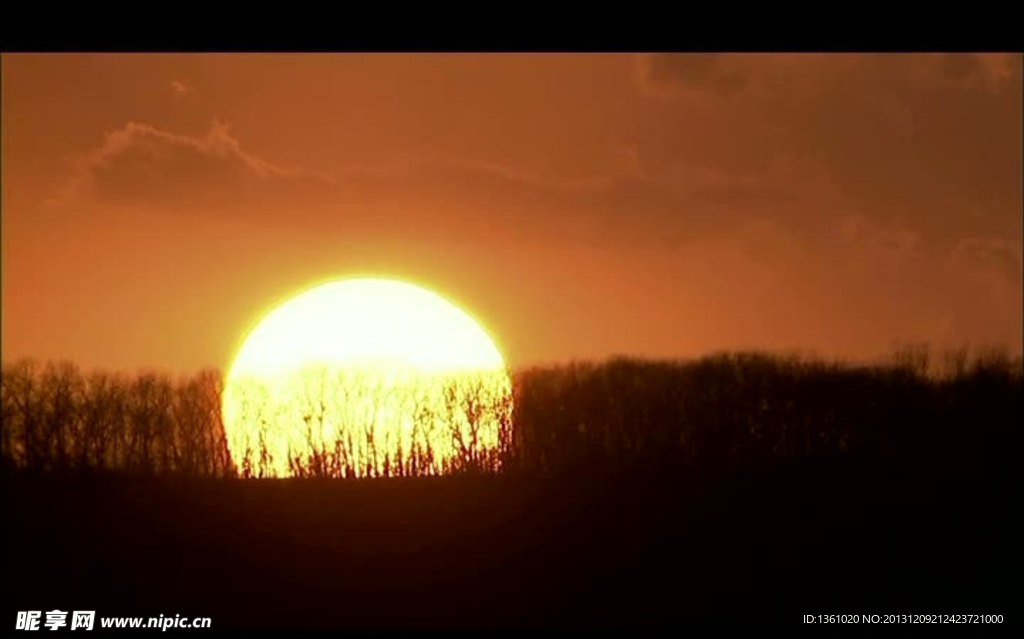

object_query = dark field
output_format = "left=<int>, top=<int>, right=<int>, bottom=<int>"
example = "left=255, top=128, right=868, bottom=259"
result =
left=4, top=462, right=1017, bottom=634
left=3, top=351, right=1021, bottom=634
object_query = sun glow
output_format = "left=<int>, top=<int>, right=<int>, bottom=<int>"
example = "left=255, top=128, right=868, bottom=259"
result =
left=221, top=278, right=513, bottom=478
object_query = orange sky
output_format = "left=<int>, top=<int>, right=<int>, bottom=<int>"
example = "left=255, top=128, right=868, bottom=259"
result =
left=2, top=53, right=1021, bottom=373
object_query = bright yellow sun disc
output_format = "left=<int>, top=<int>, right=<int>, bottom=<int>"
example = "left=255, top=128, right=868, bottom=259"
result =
left=221, top=278, right=512, bottom=478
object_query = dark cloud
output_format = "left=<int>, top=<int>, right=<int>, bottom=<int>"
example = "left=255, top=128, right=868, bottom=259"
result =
left=48, top=120, right=814, bottom=248
left=637, top=53, right=1019, bottom=99
left=49, top=121, right=290, bottom=206
left=631, top=53, right=1022, bottom=248
left=52, top=53, right=1020, bottom=255
left=637, top=53, right=747, bottom=96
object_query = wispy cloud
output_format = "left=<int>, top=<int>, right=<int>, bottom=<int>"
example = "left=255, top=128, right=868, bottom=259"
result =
left=952, top=237, right=1023, bottom=290
left=170, top=80, right=197, bottom=98
left=46, top=120, right=298, bottom=206
left=46, top=119, right=817, bottom=249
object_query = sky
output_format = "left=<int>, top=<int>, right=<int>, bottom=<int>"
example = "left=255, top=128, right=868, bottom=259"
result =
left=2, top=53, right=1021, bottom=374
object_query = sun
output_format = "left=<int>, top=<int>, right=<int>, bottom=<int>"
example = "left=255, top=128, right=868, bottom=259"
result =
left=221, top=278, right=513, bottom=478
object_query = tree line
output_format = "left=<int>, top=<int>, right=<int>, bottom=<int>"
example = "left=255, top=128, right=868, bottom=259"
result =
left=511, top=347, right=1021, bottom=475
left=2, top=346, right=1020, bottom=478
left=1, top=361, right=232, bottom=477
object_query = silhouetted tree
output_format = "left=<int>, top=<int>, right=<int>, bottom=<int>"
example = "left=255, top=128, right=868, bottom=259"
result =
left=2, top=346, right=1020, bottom=479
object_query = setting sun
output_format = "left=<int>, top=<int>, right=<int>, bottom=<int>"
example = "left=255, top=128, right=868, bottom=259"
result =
left=221, top=278, right=513, bottom=477
left=4, top=52, right=1020, bottom=634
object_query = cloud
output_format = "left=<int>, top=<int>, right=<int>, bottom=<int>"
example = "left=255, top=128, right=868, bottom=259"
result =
left=952, top=237, right=1023, bottom=290
left=631, top=53, right=1022, bottom=246
left=837, top=215, right=922, bottom=261
left=47, top=121, right=294, bottom=208
left=932, top=53, right=1019, bottom=91
left=635, top=53, right=1019, bottom=99
left=47, top=120, right=820, bottom=248
left=635, top=53, right=748, bottom=97
left=170, top=80, right=197, bottom=98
